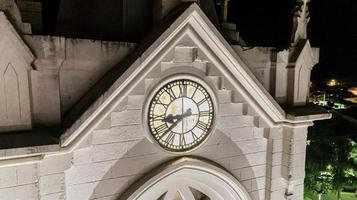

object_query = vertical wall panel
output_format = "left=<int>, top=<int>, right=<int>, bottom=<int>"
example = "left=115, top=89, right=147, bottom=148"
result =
left=4, top=63, right=21, bottom=121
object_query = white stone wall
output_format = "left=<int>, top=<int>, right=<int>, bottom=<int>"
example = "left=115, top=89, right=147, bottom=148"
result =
left=232, top=43, right=318, bottom=106
left=0, top=13, right=137, bottom=128
left=0, top=4, right=321, bottom=199
left=0, top=45, right=280, bottom=200
left=24, top=35, right=137, bottom=125
left=0, top=98, right=308, bottom=200
left=0, top=39, right=310, bottom=200
left=0, top=163, right=39, bottom=200
left=232, top=46, right=274, bottom=93
left=0, top=94, right=271, bottom=200
left=57, top=44, right=272, bottom=199
left=0, top=12, right=33, bottom=132
left=62, top=98, right=269, bottom=200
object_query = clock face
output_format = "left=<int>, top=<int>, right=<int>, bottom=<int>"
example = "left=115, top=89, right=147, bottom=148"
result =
left=148, top=79, right=214, bottom=152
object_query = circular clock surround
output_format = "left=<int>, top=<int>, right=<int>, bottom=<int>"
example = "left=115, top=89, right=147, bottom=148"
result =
left=146, top=77, right=216, bottom=152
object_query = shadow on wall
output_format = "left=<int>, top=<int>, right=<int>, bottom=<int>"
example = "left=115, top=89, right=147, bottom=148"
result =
left=55, top=0, right=153, bottom=41
left=86, top=130, right=266, bottom=200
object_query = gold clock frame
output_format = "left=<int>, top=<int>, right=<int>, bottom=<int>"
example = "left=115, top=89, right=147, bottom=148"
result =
left=143, top=74, right=218, bottom=153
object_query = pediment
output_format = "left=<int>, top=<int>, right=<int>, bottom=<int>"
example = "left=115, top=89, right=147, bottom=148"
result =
left=0, top=12, right=34, bottom=131
left=288, top=39, right=318, bottom=69
left=0, top=12, right=34, bottom=65
left=60, top=3, right=287, bottom=147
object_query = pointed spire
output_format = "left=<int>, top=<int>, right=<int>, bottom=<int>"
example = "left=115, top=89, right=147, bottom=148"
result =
left=220, top=0, right=229, bottom=23
left=291, top=0, right=310, bottom=46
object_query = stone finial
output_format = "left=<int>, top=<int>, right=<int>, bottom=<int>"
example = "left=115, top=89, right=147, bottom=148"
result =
left=216, top=0, right=231, bottom=27
left=0, top=0, right=32, bottom=33
left=218, top=0, right=229, bottom=23
left=291, top=0, right=310, bottom=46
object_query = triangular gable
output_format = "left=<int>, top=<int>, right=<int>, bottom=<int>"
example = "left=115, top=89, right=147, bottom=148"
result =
left=0, top=12, right=34, bottom=65
left=0, top=12, right=35, bottom=132
left=60, top=3, right=287, bottom=147
left=288, top=39, right=318, bottom=69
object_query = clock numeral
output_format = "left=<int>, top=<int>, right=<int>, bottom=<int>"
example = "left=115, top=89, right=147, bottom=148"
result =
left=200, top=111, right=210, bottom=117
left=191, top=131, right=199, bottom=140
left=164, top=87, right=176, bottom=101
left=155, top=124, right=167, bottom=136
left=156, top=99, right=169, bottom=109
left=196, top=121, right=207, bottom=130
left=180, top=84, right=187, bottom=97
left=191, top=87, right=198, bottom=99
left=153, top=114, right=166, bottom=121
left=165, top=132, right=175, bottom=145
left=197, top=98, right=207, bottom=106
left=149, top=79, right=214, bottom=151
left=180, top=134, right=186, bottom=146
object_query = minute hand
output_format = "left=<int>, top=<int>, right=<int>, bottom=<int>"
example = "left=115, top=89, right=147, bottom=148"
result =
left=162, top=109, right=192, bottom=123
left=159, top=109, right=192, bottom=140
left=158, top=117, right=183, bottom=140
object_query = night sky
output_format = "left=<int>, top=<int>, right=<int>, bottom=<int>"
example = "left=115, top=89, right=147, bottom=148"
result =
left=228, top=0, right=357, bottom=82
left=40, top=0, right=357, bottom=82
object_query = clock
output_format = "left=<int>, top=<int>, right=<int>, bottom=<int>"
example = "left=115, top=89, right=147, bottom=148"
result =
left=148, top=79, right=214, bottom=152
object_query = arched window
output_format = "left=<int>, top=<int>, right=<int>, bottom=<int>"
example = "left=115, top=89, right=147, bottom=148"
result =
left=120, top=157, right=252, bottom=200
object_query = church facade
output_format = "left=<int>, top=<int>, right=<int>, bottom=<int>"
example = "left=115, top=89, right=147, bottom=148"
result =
left=0, top=1, right=330, bottom=200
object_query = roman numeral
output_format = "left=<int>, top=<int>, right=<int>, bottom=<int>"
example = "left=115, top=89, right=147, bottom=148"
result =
left=191, top=87, right=198, bottom=99
left=165, top=132, right=175, bottom=145
left=180, top=134, right=186, bottom=146
left=197, top=99, right=206, bottom=106
left=153, top=114, right=165, bottom=121
left=163, top=87, right=176, bottom=101
left=191, top=131, right=199, bottom=140
left=156, top=99, right=168, bottom=109
left=200, top=111, right=210, bottom=117
left=196, top=121, right=207, bottom=130
left=155, top=124, right=167, bottom=136
left=180, top=84, right=187, bottom=97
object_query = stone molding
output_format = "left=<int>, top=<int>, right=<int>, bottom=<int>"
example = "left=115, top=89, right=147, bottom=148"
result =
left=0, top=12, right=34, bottom=131
left=120, top=157, right=252, bottom=200
left=59, top=4, right=295, bottom=149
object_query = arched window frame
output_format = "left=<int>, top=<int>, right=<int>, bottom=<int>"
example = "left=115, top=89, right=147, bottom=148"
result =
left=119, top=157, right=252, bottom=200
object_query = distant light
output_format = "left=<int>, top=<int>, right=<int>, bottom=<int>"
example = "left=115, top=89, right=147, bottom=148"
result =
left=345, top=97, right=357, bottom=104
left=326, top=164, right=333, bottom=171
left=348, top=87, right=357, bottom=96
left=333, top=102, right=348, bottom=109
left=326, top=79, right=338, bottom=87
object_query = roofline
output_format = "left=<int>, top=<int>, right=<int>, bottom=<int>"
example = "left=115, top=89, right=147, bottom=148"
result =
left=0, top=12, right=35, bottom=66
left=59, top=3, right=326, bottom=148
left=0, top=3, right=331, bottom=163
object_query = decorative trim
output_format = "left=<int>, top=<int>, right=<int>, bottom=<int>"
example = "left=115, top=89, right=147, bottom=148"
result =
left=119, top=157, right=252, bottom=200
left=0, top=12, right=35, bottom=66
left=142, top=73, right=218, bottom=154
left=0, top=3, right=330, bottom=162
left=60, top=4, right=287, bottom=148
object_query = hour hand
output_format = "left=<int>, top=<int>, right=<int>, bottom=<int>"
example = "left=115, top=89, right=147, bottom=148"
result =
left=182, top=108, right=192, bottom=117
left=162, top=114, right=174, bottom=123
left=159, top=116, right=184, bottom=140
left=162, top=114, right=181, bottom=123
left=162, top=109, right=192, bottom=123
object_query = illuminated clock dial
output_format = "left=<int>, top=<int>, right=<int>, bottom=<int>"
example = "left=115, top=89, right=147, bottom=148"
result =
left=148, top=79, right=214, bottom=152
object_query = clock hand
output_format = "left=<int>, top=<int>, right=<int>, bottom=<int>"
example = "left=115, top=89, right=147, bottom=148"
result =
left=161, top=114, right=179, bottom=123
left=159, top=108, right=193, bottom=140
left=158, top=116, right=184, bottom=140
left=161, top=108, right=192, bottom=123
left=182, top=108, right=192, bottom=117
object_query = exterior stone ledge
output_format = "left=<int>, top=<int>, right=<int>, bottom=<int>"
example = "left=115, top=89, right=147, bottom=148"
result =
left=283, top=104, right=332, bottom=122
left=0, top=144, right=59, bottom=159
